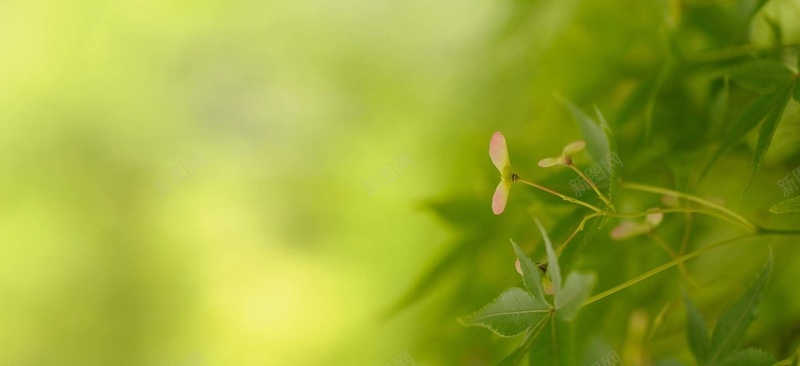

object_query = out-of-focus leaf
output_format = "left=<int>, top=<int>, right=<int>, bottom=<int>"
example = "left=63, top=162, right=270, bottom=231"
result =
left=708, top=76, right=730, bottom=139
left=535, top=218, right=561, bottom=293
left=386, top=235, right=484, bottom=316
left=594, top=106, right=620, bottom=205
left=555, top=272, right=595, bottom=321
left=763, top=15, right=783, bottom=59
left=424, top=197, right=492, bottom=229
left=666, top=150, right=705, bottom=191
left=645, top=62, right=673, bottom=140
left=615, top=77, right=657, bottom=126
left=704, top=88, right=786, bottom=178
left=684, top=292, right=710, bottom=365
left=653, top=359, right=684, bottom=366
left=728, top=60, right=793, bottom=93
left=735, top=0, right=772, bottom=27
left=716, top=348, right=776, bottom=366
left=722, top=88, right=782, bottom=141
left=708, top=252, right=774, bottom=364
left=528, top=316, right=572, bottom=366
left=769, top=195, right=800, bottom=214
left=750, top=83, right=794, bottom=187
left=794, top=77, right=800, bottom=103
left=558, top=97, right=610, bottom=166
left=512, top=239, right=548, bottom=305
left=390, top=196, right=501, bottom=314
left=752, top=0, right=771, bottom=15
left=459, top=287, right=550, bottom=337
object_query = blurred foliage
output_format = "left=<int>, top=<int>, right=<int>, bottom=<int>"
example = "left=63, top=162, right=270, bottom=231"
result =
left=3, top=0, right=800, bottom=365
left=396, top=0, right=800, bottom=364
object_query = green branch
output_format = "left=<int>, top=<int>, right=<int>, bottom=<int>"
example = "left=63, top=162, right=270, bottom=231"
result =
left=581, top=235, right=759, bottom=307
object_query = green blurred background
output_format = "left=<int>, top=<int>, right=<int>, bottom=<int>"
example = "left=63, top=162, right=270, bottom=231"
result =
left=1, top=0, right=800, bottom=365
left=0, top=0, right=494, bottom=364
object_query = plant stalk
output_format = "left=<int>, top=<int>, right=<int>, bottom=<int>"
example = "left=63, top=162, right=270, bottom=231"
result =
left=581, top=235, right=759, bottom=306
left=620, top=182, right=758, bottom=232
left=516, top=177, right=604, bottom=213
left=568, top=164, right=616, bottom=213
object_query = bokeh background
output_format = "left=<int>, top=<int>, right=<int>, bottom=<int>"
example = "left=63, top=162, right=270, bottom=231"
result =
left=1, top=0, right=800, bottom=365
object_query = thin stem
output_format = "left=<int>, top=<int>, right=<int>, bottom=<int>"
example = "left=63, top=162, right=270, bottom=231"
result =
left=679, top=206, right=695, bottom=287
left=620, top=182, right=758, bottom=232
left=530, top=313, right=551, bottom=340
left=680, top=210, right=693, bottom=258
left=516, top=178, right=603, bottom=213
left=556, top=212, right=604, bottom=255
left=649, top=232, right=702, bottom=289
left=649, top=232, right=678, bottom=257
left=568, top=164, right=616, bottom=213
left=582, top=235, right=759, bottom=307
left=609, top=208, right=753, bottom=232
left=646, top=300, right=676, bottom=342
left=556, top=206, right=753, bottom=256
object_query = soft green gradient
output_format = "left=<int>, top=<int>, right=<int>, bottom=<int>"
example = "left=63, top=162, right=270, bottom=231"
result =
left=3, top=0, right=800, bottom=365
left=0, top=0, right=498, bottom=364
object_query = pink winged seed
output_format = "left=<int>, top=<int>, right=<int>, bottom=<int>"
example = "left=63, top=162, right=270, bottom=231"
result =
left=492, top=180, right=511, bottom=215
left=489, top=132, right=510, bottom=173
left=610, top=221, right=644, bottom=241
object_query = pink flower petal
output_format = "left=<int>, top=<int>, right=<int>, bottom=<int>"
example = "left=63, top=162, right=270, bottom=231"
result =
left=489, top=132, right=510, bottom=174
left=492, top=180, right=511, bottom=215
